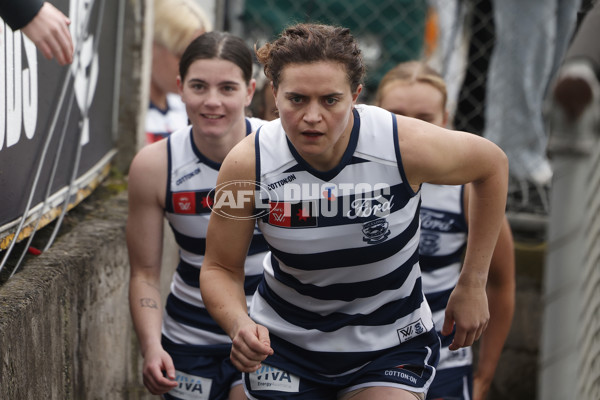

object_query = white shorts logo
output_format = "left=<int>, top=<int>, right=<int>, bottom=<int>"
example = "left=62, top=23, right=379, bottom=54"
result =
left=248, top=364, right=300, bottom=392
left=168, top=370, right=212, bottom=400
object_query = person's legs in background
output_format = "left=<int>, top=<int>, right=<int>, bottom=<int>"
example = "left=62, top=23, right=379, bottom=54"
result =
left=484, top=0, right=579, bottom=212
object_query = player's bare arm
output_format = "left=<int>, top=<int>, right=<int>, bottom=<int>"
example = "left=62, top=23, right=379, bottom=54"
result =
left=201, top=134, right=274, bottom=372
left=398, top=115, right=509, bottom=350
left=126, top=141, right=177, bottom=393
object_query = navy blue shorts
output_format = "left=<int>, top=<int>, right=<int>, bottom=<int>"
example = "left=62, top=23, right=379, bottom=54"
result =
left=426, top=365, right=473, bottom=400
left=243, top=329, right=440, bottom=399
left=162, top=336, right=240, bottom=400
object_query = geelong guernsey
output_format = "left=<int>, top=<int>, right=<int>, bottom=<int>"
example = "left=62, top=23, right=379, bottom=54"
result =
left=162, top=119, right=268, bottom=345
left=146, top=93, right=189, bottom=144
left=419, top=183, right=471, bottom=370
left=253, top=104, right=434, bottom=375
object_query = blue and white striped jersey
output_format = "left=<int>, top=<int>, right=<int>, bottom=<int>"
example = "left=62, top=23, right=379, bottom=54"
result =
left=253, top=104, right=434, bottom=375
left=145, top=93, right=188, bottom=143
left=162, top=119, right=268, bottom=345
left=419, top=183, right=472, bottom=370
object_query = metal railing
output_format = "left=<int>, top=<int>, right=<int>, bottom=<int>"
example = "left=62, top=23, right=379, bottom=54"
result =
left=539, top=67, right=600, bottom=399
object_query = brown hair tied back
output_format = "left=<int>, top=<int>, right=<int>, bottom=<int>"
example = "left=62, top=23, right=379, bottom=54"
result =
left=255, top=23, right=365, bottom=92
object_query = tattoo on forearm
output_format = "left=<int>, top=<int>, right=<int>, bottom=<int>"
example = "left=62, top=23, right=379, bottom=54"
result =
left=140, top=298, right=158, bottom=309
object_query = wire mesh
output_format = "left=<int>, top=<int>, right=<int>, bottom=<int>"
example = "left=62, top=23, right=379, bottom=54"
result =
left=232, top=0, right=578, bottom=220
left=579, top=120, right=600, bottom=399
left=234, top=0, right=428, bottom=101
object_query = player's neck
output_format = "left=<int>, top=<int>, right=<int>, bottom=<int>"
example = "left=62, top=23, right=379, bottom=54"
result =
left=149, top=83, right=167, bottom=110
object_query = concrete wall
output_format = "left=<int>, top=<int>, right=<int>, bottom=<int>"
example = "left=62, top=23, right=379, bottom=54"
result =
left=0, top=189, right=149, bottom=399
left=0, top=182, right=171, bottom=400
left=489, top=237, right=545, bottom=399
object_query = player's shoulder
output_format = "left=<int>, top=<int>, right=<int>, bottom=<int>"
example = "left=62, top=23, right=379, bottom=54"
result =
left=220, top=133, right=257, bottom=181
left=129, top=140, right=168, bottom=178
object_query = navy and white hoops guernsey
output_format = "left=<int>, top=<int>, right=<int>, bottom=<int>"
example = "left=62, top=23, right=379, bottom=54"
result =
left=420, top=183, right=472, bottom=399
left=146, top=93, right=188, bottom=143
left=162, top=119, right=268, bottom=346
left=253, top=104, right=436, bottom=377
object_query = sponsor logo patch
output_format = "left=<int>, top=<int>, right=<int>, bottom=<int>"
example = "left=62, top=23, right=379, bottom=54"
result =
left=168, top=370, right=212, bottom=400
left=172, top=191, right=213, bottom=214
left=384, top=364, right=426, bottom=386
left=266, top=174, right=297, bottom=190
left=420, top=209, right=456, bottom=232
left=176, top=167, right=201, bottom=186
left=397, top=319, right=425, bottom=343
left=248, top=364, right=300, bottom=392
left=173, top=192, right=197, bottom=214
left=268, top=201, right=317, bottom=228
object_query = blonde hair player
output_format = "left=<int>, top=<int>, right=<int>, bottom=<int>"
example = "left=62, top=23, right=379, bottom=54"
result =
left=146, top=0, right=212, bottom=144
left=376, top=60, right=515, bottom=400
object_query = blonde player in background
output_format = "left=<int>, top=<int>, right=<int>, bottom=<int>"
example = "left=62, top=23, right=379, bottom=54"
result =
left=375, top=61, right=515, bottom=400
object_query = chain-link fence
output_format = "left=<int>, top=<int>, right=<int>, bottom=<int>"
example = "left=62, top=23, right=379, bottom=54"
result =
left=226, top=0, right=581, bottom=221
left=230, top=0, right=429, bottom=101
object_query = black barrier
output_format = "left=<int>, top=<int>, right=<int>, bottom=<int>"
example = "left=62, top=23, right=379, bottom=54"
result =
left=0, top=0, right=121, bottom=253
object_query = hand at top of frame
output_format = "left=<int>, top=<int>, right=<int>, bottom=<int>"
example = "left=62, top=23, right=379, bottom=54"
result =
left=21, top=2, right=74, bottom=66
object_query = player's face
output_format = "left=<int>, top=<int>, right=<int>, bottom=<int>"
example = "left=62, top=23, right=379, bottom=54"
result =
left=378, top=81, right=447, bottom=127
left=274, top=61, right=361, bottom=171
left=178, top=58, right=255, bottom=139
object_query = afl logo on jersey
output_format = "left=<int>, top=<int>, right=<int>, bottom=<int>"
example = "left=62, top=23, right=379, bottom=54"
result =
left=361, top=218, right=390, bottom=244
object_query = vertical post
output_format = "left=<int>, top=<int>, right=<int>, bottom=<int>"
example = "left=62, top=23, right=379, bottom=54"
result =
left=539, top=69, right=599, bottom=399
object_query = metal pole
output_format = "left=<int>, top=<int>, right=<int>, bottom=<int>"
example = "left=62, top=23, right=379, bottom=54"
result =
left=539, top=68, right=600, bottom=399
